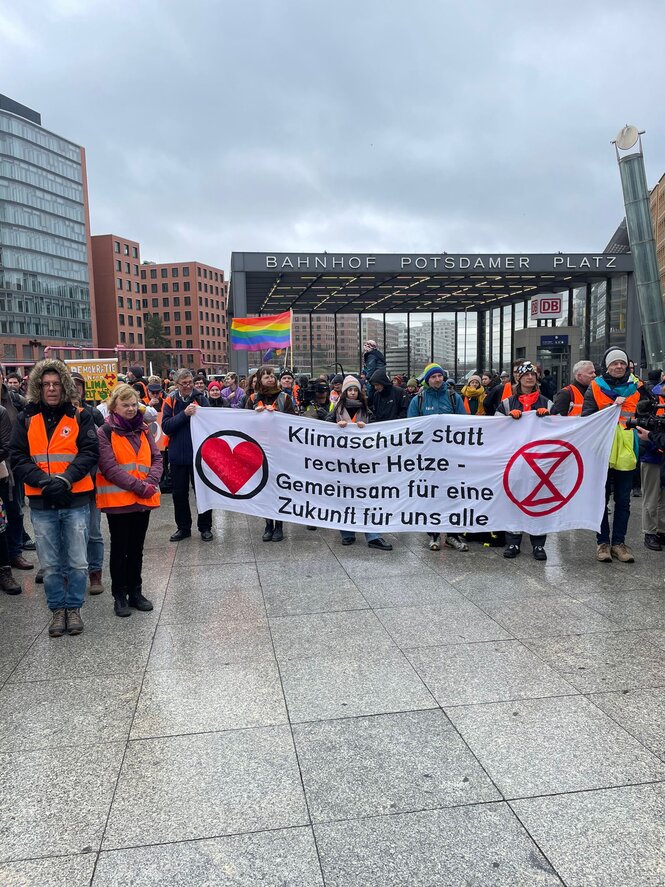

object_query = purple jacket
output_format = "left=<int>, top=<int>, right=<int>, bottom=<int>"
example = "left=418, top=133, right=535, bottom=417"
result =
left=221, top=386, right=244, bottom=408
left=97, top=419, right=163, bottom=513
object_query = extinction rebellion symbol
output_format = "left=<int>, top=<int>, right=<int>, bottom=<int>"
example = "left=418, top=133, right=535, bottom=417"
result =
left=502, top=439, right=584, bottom=517
left=195, top=431, right=268, bottom=499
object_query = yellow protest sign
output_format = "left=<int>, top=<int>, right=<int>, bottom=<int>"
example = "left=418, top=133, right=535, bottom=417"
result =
left=65, top=358, right=119, bottom=403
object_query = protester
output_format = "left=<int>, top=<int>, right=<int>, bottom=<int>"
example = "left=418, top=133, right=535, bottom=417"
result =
left=330, top=374, right=343, bottom=404
left=581, top=348, right=650, bottom=563
left=245, top=365, right=296, bottom=542
left=10, top=359, right=98, bottom=637
left=302, top=380, right=333, bottom=419
left=5, top=372, right=22, bottom=393
left=207, top=381, right=228, bottom=407
left=550, top=361, right=596, bottom=416
left=71, top=372, right=106, bottom=595
left=126, top=365, right=149, bottom=401
left=278, top=370, right=297, bottom=404
left=540, top=369, right=556, bottom=399
left=636, top=386, right=665, bottom=550
left=221, top=372, right=244, bottom=408
left=405, top=378, right=419, bottom=403
left=0, top=365, right=33, bottom=570
left=327, top=376, right=392, bottom=551
left=0, top=404, right=21, bottom=594
left=241, top=372, right=258, bottom=408
left=484, top=361, right=520, bottom=416
left=193, top=375, right=208, bottom=396
left=362, top=340, right=386, bottom=379
left=162, top=368, right=213, bottom=542
left=461, top=375, right=486, bottom=415
left=369, top=368, right=409, bottom=421
left=496, top=361, right=551, bottom=560
left=96, top=383, right=162, bottom=617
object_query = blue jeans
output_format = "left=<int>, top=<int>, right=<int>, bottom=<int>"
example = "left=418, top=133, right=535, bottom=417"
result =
left=31, top=505, right=90, bottom=610
left=340, top=529, right=380, bottom=544
left=87, top=500, right=104, bottom=573
left=598, top=468, right=633, bottom=545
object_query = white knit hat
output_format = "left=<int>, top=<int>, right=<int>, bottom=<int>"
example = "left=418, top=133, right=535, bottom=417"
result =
left=342, top=374, right=361, bottom=394
left=604, top=348, right=628, bottom=368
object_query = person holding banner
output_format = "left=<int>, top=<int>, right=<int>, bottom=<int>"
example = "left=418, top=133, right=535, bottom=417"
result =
left=221, top=373, right=244, bottom=408
left=497, top=361, right=551, bottom=560
left=246, top=365, right=296, bottom=542
left=96, top=384, right=162, bottom=617
left=582, top=348, right=650, bottom=563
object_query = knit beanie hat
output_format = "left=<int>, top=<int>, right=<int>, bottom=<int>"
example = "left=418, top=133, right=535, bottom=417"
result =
left=342, top=374, right=361, bottom=394
left=604, top=348, right=628, bottom=368
left=516, top=361, right=537, bottom=378
left=407, top=378, right=418, bottom=388
left=332, top=374, right=343, bottom=385
left=208, top=381, right=222, bottom=392
left=423, top=363, right=446, bottom=384
left=467, top=374, right=482, bottom=386
left=128, top=365, right=144, bottom=378
left=648, top=369, right=662, bottom=383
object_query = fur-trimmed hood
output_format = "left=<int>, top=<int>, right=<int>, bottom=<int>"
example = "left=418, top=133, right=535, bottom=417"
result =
left=27, top=359, right=78, bottom=405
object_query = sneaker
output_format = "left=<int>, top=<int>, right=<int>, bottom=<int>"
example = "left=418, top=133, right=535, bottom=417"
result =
left=445, top=535, right=469, bottom=552
left=644, top=533, right=662, bottom=551
left=596, top=543, right=612, bottom=562
left=367, top=537, right=393, bottom=551
left=611, top=543, right=635, bottom=563
left=88, top=570, right=104, bottom=594
left=503, top=544, right=520, bottom=559
left=66, top=608, right=84, bottom=635
left=429, top=539, right=440, bottom=551
left=48, top=608, right=67, bottom=637
left=532, top=546, right=547, bottom=561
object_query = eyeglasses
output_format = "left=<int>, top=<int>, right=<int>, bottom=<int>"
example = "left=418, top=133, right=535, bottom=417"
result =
left=40, top=381, right=62, bottom=389
left=179, top=380, right=194, bottom=386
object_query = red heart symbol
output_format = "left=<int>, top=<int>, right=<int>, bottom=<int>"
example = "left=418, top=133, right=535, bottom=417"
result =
left=201, top=437, right=264, bottom=495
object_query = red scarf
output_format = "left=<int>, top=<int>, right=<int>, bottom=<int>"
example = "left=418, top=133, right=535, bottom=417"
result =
left=517, top=390, right=539, bottom=412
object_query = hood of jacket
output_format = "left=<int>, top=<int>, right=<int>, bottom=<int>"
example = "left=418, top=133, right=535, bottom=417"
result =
left=27, top=359, right=77, bottom=406
left=369, top=368, right=392, bottom=389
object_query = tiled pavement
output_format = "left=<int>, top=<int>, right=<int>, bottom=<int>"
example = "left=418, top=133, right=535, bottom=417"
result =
left=1, top=502, right=665, bottom=886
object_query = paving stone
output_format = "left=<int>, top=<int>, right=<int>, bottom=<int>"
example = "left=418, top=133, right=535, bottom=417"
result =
left=450, top=570, right=556, bottom=602
left=478, top=595, right=618, bottom=638
left=376, top=600, right=512, bottom=648
left=359, top=572, right=461, bottom=607
left=446, top=694, right=665, bottom=798
left=160, top=583, right=265, bottom=624
left=0, top=674, right=140, bottom=752
left=103, top=727, right=308, bottom=848
left=131, top=663, right=287, bottom=738
left=406, top=640, right=577, bottom=706
left=257, top=555, right=350, bottom=587
left=572, top=587, right=665, bottom=630
left=294, top=709, right=500, bottom=821
left=335, top=547, right=437, bottom=578
left=0, top=854, right=96, bottom=886
left=523, top=631, right=665, bottom=692
left=147, top=619, right=274, bottom=670
left=263, top=578, right=368, bottom=617
left=270, top=609, right=396, bottom=660
left=93, top=827, right=324, bottom=886
left=168, top=562, right=260, bottom=588
left=589, top=687, right=665, bottom=760
left=0, top=743, right=124, bottom=862
left=315, top=803, right=563, bottom=886
left=280, top=649, right=436, bottom=722
left=512, top=783, right=665, bottom=887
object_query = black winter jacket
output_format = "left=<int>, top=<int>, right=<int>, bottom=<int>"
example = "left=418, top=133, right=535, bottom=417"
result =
left=162, top=391, right=209, bottom=465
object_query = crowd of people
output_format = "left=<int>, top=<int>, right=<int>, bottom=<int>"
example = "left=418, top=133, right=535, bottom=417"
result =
left=1, top=337, right=663, bottom=639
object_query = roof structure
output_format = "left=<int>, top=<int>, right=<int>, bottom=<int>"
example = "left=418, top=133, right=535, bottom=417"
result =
left=230, top=252, right=634, bottom=317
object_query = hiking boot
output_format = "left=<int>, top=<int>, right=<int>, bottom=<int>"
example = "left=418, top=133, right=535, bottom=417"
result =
left=445, top=535, right=469, bottom=552
left=503, top=544, right=520, bottom=559
left=66, top=608, right=84, bottom=635
left=35, top=568, right=45, bottom=584
left=49, top=608, right=67, bottom=637
left=113, top=590, right=131, bottom=617
left=128, top=586, right=153, bottom=612
left=88, top=570, right=105, bottom=594
left=611, top=543, right=635, bottom=563
left=532, top=546, right=547, bottom=561
left=644, top=533, right=662, bottom=551
left=271, top=521, right=284, bottom=542
left=0, top=566, right=21, bottom=595
left=262, top=520, right=274, bottom=542
left=596, top=543, right=612, bottom=562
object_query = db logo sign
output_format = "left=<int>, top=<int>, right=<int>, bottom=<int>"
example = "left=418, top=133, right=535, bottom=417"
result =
left=531, top=297, right=562, bottom=319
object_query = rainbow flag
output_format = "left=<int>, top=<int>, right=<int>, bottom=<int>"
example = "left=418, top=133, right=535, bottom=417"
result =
left=230, top=310, right=292, bottom=351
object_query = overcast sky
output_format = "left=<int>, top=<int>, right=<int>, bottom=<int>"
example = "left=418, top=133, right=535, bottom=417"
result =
left=2, top=0, right=664, bottom=270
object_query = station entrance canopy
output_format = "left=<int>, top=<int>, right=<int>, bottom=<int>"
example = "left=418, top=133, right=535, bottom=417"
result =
left=229, top=251, right=634, bottom=374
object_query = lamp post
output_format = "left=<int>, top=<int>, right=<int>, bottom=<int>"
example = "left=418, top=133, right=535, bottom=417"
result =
left=612, top=125, right=665, bottom=368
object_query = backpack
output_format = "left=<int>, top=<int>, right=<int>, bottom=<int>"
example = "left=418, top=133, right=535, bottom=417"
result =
left=416, top=387, right=458, bottom=416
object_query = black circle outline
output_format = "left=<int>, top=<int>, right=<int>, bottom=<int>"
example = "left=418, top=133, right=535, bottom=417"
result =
left=195, top=430, right=269, bottom=499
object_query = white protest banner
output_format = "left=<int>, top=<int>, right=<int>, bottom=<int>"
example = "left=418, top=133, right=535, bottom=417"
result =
left=190, top=408, right=618, bottom=534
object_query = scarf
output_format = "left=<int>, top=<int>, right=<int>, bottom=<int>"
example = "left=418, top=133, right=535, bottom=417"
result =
left=336, top=401, right=366, bottom=424
left=111, top=411, right=146, bottom=432
left=461, top=385, right=486, bottom=416
left=517, top=390, right=539, bottom=412
left=597, top=374, right=639, bottom=400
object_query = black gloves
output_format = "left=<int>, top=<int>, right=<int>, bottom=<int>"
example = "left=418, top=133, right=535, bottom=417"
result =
left=40, top=475, right=73, bottom=509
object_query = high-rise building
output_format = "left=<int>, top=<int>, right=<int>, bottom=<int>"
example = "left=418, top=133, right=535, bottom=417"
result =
left=91, top=234, right=143, bottom=366
left=140, top=261, right=229, bottom=372
left=0, top=94, right=95, bottom=370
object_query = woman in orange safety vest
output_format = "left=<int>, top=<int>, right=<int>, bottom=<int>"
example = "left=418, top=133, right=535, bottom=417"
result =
left=96, top=383, right=163, bottom=617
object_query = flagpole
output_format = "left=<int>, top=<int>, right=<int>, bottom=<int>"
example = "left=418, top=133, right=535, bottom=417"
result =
left=290, top=309, right=294, bottom=370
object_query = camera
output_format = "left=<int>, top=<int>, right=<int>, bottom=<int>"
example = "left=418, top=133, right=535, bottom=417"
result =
left=296, top=376, right=329, bottom=410
left=625, top=398, right=665, bottom=432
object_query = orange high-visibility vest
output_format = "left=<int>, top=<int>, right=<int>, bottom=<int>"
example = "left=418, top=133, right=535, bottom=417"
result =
left=96, top=430, right=160, bottom=509
left=566, top=384, right=585, bottom=416
left=24, top=413, right=94, bottom=497
left=590, top=378, right=641, bottom=428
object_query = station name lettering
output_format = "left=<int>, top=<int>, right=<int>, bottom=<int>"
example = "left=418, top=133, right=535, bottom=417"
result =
left=265, top=255, right=618, bottom=271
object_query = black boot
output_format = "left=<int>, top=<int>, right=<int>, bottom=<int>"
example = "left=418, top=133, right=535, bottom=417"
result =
left=262, top=520, right=274, bottom=542
left=128, top=584, right=153, bottom=612
left=113, top=588, right=131, bottom=617
left=0, top=565, right=21, bottom=595
left=271, top=521, right=284, bottom=542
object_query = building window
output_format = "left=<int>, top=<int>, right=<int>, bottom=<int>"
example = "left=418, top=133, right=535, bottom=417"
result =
left=127, top=298, right=133, bottom=309
left=163, top=312, right=170, bottom=321
left=117, top=296, right=124, bottom=308
left=129, top=332, right=134, bottom=343
left=161, top=268, right=168, bottom=278
left=174, top=311, right=181, bottom=321
left=173, top=297, right=180, bottom=306
left=125, top=262, right=130, bottom=273
left=124, top=244, right=129, bottom=255
left=149, top=268, right=156, bottom=279
left=119, top=314, right=125, bottom=325
left=186, top=340, right=193, bottom=349
left=171, top=267, right=178, bottom=277
left=197, top=267, right=201, bottom=277
left=152, top=299, right=159, bottom=308
left=172, top=282, right=179, bottom=292
left=135, top=282, right=140, bottom=293
left=175, top=340, right=182, bottom=348
left=186, top=325, right=192, bottom=335
left=132, top=247, right=138, bottom=258
left=151, top=284, right=158, bottom=293
left=184, top=296, right=191, bottom=305
left=133, top=265, right=139, bottom=276
left=164, top=327, right=170, bottom=335
left=184, top=282, right=190, bottom=292
left=185, top=311, right=192, bottom=320
left=214, top=272, right=218, bottom=281
left=162, top=298, right=169, bottom=307
left=117, top=278, right=123, bottom=290
left=115, top=260, right=121, bottom=272
left=120, top=331, right=126, bottom=342
left=162, top=283, right=168, bottom=293
left=128, top=316, right=134, bottom=327
left=137, top=316, right=142, bottom=327
left=138, top=333, right=143, bottom=344
left=141, top=269, right=146, bottom=279
left=126, top=280, right=132, bottom=291
left=183, top=266, right=189, bottom=277
left=141, top=284, right=147, bottom=294
left=114, top=241, right=120, bottom=253
left=175, top=326, right=182, bottom=335
left=198, top=282, right=202, bottom=291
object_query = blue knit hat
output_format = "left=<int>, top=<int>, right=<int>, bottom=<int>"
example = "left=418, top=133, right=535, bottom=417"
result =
left=423, top=363, right=446, bottom=384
